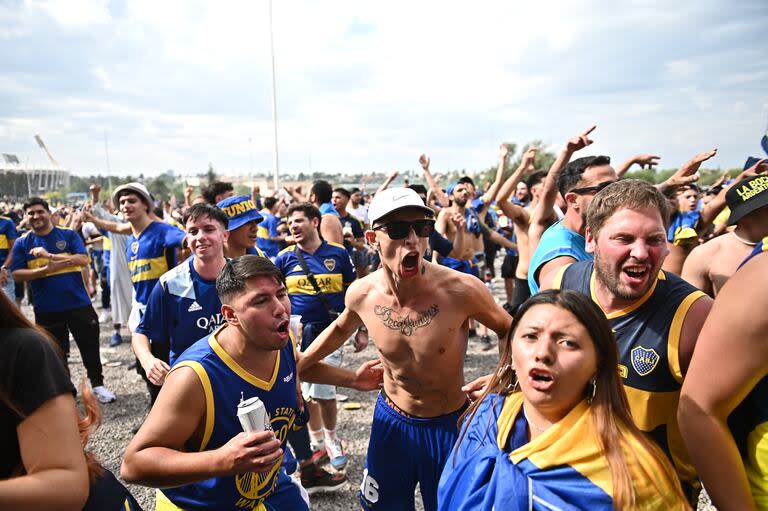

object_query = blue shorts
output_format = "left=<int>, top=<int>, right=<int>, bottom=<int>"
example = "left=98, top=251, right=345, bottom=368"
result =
left=360, top=393, right=467, bottom=511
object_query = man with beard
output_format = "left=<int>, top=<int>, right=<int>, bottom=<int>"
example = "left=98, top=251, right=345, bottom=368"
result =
left=548, top=179, right=712, bottom=501
left=298, top=187, right=512, bottom=511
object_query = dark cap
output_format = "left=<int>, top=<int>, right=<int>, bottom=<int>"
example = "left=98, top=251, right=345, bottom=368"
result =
left=727, top=175, right=768, bottom=225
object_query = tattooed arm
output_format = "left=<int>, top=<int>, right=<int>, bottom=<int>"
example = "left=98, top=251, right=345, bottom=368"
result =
left=297, top=306, right=362, bottom=374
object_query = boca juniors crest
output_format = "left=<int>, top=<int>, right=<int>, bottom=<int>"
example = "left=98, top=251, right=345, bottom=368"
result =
left=631, top=346, right=660, bottom=376
left=56, top=240, right=67, bottom=250
left=323, top=258, right=336, bottom=272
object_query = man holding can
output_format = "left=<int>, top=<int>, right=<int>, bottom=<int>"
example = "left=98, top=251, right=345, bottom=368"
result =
left=121, top=255, right=383, bottom=510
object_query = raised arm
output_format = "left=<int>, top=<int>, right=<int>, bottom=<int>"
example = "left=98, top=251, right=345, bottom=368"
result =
left=376, top=170, right=399, bottom=194
left=655, top=148, right=717, bottom=195
left=478, top=144, right=511, bottom=209
left=615, top=154, right=660, bottom=177
left=496, top=147, right=537, bottom=204
left=419, top=155, right=450, bottom=208
left=530, top=125, right=596, bottom=232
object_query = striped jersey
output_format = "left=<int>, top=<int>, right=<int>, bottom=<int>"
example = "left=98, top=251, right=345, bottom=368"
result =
left=125, top=221, right=185, bottom=305
left=0, top=216, right=19, bottom=267
left=274, top=241, right=355, bottom=324
left=10, top=227, right=91, bottom=313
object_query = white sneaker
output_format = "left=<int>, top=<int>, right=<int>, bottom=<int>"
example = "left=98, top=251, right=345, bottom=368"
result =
left=325, top=438, right=348, bottom=470
left=93, top=385, right=116, bottom=403
left=98, top=310, right=111, bottom=323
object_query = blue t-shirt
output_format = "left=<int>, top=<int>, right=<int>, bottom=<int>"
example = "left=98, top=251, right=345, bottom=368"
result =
left=667, top=210, right=701, bottom=245
left=135, top=257, right=225, bottom=365
left=257, top=212, right=281, bottom=257
left=528, top=219, right=591, bottom=294
left=319, top=202, right=339, bottom=217
left=0, top=216, right=19, bottom=267
left=274, top=241, right=355, bottom=324
left=10, top=227, right=91, bottom=313
left=126, top=221, right=186, bottom=306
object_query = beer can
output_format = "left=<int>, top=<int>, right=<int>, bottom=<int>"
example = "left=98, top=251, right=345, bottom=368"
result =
left=237, top=395, right=272, bottom=433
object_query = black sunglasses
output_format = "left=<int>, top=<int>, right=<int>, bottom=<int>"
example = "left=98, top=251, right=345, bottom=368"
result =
left=373, top=219, right=435, bottom=240
left=569, top=180, right=618, bottom=195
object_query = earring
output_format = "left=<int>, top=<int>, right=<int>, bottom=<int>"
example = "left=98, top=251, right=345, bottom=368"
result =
left=496, top=363, right=511, bottom=379
left=588, top=378, right=597, bottom=404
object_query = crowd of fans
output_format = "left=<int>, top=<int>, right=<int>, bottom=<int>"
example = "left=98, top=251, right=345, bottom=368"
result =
left=1, top=126, right=767, bottom=510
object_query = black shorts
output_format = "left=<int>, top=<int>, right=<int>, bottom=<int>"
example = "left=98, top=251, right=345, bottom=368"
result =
left=510, top=277, right=531, bottom=310
left=501, top=254, right=519, bottom=279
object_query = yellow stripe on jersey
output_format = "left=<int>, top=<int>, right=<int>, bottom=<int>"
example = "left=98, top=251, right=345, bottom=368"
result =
left=551, top=263, right=571, bottom=290
left=128, top=255, right=169, bottom=282
left=26, top=253, right=82, bottom=276
left=171, top=361, right=215, bottom=452
left=285, top=273, right=344, bottom=295
left=747, top=422, right=768, bottom=508
left=326, top=241, right=346, bottom=250
left=623, top=385, right=679, bottom=432
left=209, top=327, right=280, bottom=391
left=591, top=270, right=664, bottom=319
left=0, top=234, right=8, bottom=250
left=667, top=290, right=707, bottom=383
left=103, top=235, right=111, bottom=251
left=257, top=225, right=269, bottom=238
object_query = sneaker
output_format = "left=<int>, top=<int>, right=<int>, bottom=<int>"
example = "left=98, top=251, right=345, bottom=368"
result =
left=479, top=335, right=493, bottom=351
left=110, top=333, right=123, bottom=347
left=325, top=437, right=348, bottom=471
left=93, top=385, right=116, bottom=404
left=98, top=310, right=111, bottom=323
left=300, top=465, right=347, bottom=494
left=310, top=448, right=329, bottom=466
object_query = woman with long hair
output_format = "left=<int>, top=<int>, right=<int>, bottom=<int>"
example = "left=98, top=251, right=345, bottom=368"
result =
left=0, top=290, right=141, bottom=510
left=438, top=290, right=688, bottom=510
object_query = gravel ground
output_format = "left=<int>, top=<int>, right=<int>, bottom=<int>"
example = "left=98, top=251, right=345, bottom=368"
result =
left=50, top=273, right=715, bottom=510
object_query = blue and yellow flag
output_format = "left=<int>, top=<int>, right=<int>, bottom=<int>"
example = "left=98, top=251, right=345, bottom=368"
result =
left=438, top=393, right=687, bottom=510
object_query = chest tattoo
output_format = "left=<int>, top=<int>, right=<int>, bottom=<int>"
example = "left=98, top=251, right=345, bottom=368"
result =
left=373, top=304, right=440, bottom=336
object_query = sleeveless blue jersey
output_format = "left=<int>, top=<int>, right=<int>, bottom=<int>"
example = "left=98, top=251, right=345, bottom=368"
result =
left=10, top=227, right=91, bottom=313
left=528, top=219, right=591, bottom=294
left=126, top=221, right=186, bottom=306
left=274, top=241, right=355, bottom=324
left=162, top=326, right=299, bottom=510
left=135, top=257, right=224, bottom=365
left=554, top=261, right=706, bottom=488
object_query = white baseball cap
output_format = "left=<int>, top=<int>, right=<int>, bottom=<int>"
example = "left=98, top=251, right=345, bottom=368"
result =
left=367, top=187, right=434, bottom=226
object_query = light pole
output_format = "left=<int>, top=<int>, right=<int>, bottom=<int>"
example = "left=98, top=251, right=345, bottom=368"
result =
left=268, top=0, right=279, bottom=192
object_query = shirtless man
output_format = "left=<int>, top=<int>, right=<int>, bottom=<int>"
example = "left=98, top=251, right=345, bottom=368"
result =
left=681, top=167, right=768, bottom=287
left=682, top=173, right=768, bottom=296
left=298, top=187, right=512, bottom=511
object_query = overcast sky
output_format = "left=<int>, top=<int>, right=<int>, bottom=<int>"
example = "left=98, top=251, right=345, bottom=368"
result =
left=1, top=0, right=766, bottom=178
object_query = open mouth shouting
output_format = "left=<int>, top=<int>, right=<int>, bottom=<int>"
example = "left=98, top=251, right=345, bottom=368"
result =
left=528, top=368, right=555, bottom=392
left=622, top=264, right=650, bottom=286
left=400, top=252, right=421, bottom=277
left=275, top=319, right=290, bottom=339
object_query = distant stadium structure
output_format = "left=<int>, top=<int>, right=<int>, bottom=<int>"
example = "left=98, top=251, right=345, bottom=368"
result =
left=0, top=135, right=70, bottom=198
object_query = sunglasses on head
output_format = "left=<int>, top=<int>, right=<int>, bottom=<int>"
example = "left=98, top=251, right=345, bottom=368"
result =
left=569, top=180, right=618, bottom=195
left=373, top=219, right=435, bottom=240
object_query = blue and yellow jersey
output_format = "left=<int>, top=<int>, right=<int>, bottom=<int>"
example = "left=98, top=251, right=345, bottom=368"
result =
left=10, top=227, right=91, bottom=313
left=438, top=393, right=686, bottom=510
left=528, top=219, right=591, bottom=294
left=0, top=216, right=19, bottom=267
left=161, top=325, right=299, bottom=511
left=246, top=246, right=268, bottom=257
left=730, top=240, right=768, bottom=506
left=667, top=210, right=700, bottom=246
left=135, top=257, right=224, bottom=365
left=274, top=241, right=355, bottom=324
left=125, top=221, right=186, bottom=306
left=256, top=213, right=281, bottom=258
left=554, top=261, right=706, bottom=489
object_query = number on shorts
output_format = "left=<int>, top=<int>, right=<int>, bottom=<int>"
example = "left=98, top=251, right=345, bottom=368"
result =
left=360, top=468, right=379, bottom=504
